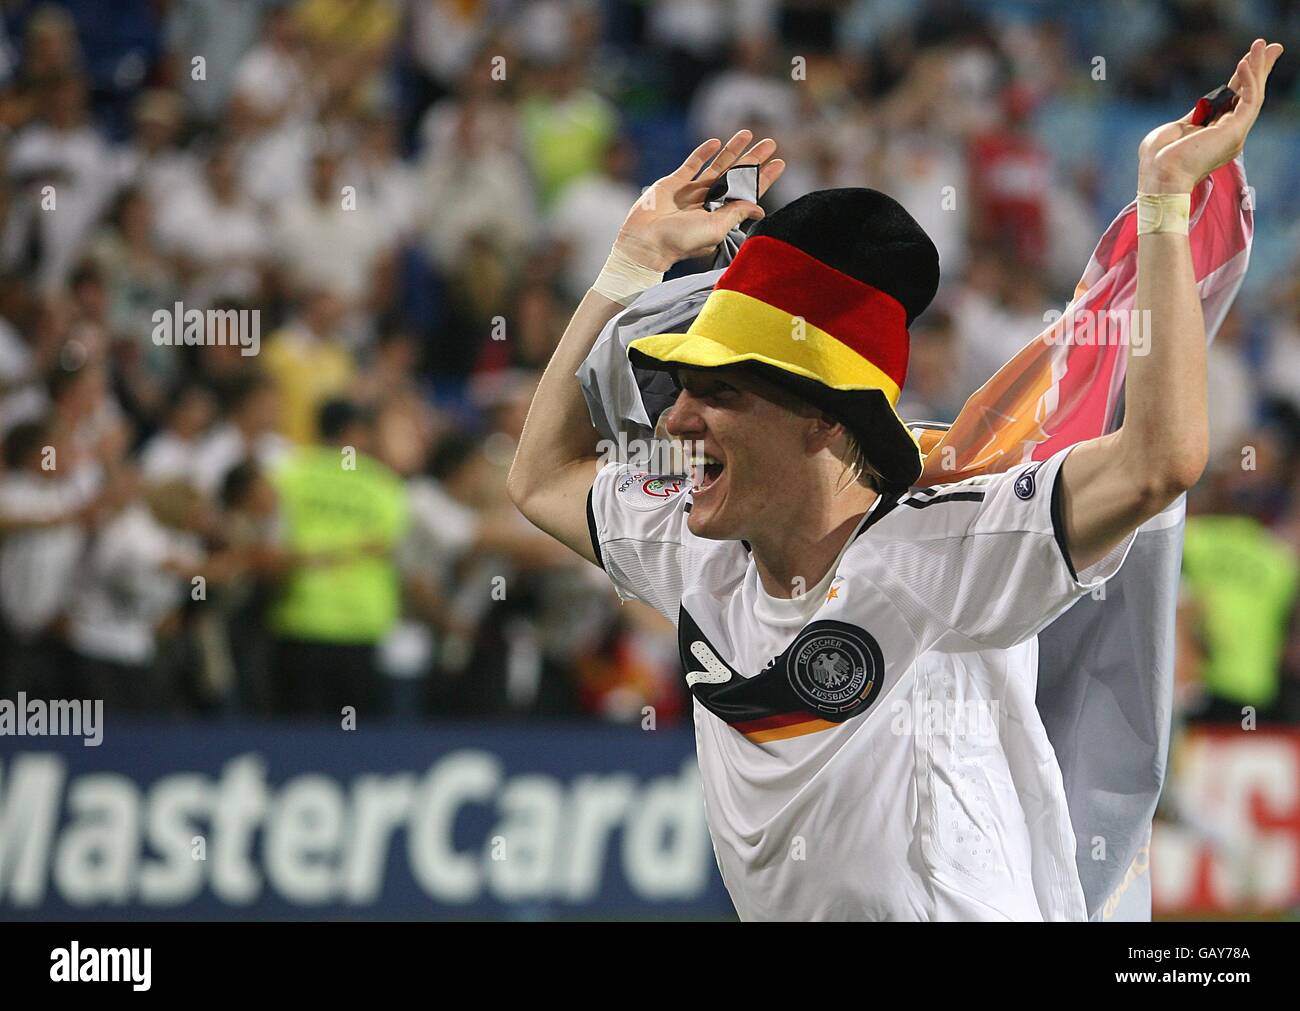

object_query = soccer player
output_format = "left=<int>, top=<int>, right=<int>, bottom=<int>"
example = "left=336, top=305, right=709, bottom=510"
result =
left=508, top=40, right=1283, bottom=920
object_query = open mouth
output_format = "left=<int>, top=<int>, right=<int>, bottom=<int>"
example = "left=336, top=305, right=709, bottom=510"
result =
left=692, top=454, right=726, bottom=495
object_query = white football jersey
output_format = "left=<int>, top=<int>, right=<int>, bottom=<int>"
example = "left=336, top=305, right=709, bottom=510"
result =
left=586, top=447, right=1135, bottom=921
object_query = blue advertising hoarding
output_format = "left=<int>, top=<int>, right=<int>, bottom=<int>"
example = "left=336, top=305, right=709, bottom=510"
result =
left=0, top=721, right=734, bottom=920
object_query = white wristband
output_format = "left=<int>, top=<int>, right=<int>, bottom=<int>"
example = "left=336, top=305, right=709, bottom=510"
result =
left=592, top=244, right=664, bottom=306
left=1136, top=192, right=1191, bottom=235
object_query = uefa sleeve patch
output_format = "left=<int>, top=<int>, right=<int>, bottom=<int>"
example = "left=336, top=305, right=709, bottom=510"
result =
left=614, top=470, right=690, bottom=510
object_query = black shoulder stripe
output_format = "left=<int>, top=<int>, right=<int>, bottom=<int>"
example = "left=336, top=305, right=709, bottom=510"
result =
left=854, top=492, right=902, bottom=539
left=1049, top=463, right=1080, bottom=581
left=585, top=484, right=604, bottom=570
left=901, top=490, right=986, bottom=509
left=853, top=488, right=985, bottom=538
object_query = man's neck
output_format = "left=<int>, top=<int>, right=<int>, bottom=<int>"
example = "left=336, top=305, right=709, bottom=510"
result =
left=749, top=485, right=880, bottom=599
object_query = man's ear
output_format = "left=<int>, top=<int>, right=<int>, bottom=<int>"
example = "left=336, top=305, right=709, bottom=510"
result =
left=805, top=413, right=845, bottom=452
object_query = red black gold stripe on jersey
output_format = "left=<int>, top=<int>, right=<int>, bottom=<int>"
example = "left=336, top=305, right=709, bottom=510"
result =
left=731, top=712, right=840, bottom=743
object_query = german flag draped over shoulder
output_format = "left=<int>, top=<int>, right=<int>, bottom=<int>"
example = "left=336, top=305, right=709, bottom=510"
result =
left=576, top=157, right=1253, bottom=920
left=914, top=158, right=1252, bottom=483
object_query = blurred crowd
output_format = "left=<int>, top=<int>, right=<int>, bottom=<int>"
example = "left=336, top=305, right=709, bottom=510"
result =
left=0, top=0, right=1297, bottom=724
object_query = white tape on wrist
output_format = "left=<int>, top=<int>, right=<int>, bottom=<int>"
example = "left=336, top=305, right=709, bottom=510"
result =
left=1136, top=192, right=1191, bottom=235
left=592, top=245, right=664, bottom=306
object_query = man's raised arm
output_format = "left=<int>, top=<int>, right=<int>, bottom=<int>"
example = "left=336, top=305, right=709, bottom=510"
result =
left=505, top=288, right=624, bottom=564
left=1058, top=38, right=1284, bottom=573
left=507, top=131, right=785, bottom=562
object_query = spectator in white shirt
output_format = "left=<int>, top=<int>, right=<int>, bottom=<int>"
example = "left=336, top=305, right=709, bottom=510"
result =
left=396, top=432, right=570, bottom=712
left=138, top=382, right=218, bottom=482
left=154, top=137, right=267, bottom=305
left=339, top=110, right=420, bottom=247
left=417, top=97, right=538, bottom=274
left=546, top=137, right=642, bottom=302
left=416, top=54, right=521, bottom=160
left=688, top=35, right=798, bottom=144
left=66, top=478, right=210, bottom=713
left=272, top=144, right=396, bottom=317
left=0, top=418, right=101, bottom=696
left=228, top=7, right=316, bottom=206
left=39, top=362, right=131, bottom=477
left=408, top=0, right=507, bottom=96
left=191, top=372, right=289, bottom=496
left=6, top=74, right=119, bottom=291
left=111, top=88, right=201, bottom=204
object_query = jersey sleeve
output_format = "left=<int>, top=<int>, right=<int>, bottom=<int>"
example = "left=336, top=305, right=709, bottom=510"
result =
left=585, top=464, right=692, bottom=621
left=868, top=445, right=1135, bottom=652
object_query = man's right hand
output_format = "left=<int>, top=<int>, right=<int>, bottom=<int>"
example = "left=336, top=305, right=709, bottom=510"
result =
left=614, top=130, right=787, bottom=272
left=509, top=129, right=786, bottom=567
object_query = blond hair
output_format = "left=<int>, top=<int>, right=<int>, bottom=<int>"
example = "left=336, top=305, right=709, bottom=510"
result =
left=836, top=434, right=885, bottom=494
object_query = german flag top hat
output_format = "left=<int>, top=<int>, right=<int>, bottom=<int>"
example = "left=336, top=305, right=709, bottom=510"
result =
left=627, top=187, right=940, bottom=491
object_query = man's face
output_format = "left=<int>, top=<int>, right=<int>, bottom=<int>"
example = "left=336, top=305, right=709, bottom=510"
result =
left=663, top=368, right=821, bottom=541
